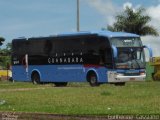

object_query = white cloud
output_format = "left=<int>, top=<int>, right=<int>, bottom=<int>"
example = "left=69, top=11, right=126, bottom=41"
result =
left=147, top=4, right=160, bottom=33
left=123, top=2, right=133, bottom=9
left=142, top=4, right=160, bottom=59
left=84, top=0, right=119, bottom=25
left=84, top=1, right=142, bottom=25
left=123, top=2, right=143, bottom=13
left=141, top=36, right=160, bottom=60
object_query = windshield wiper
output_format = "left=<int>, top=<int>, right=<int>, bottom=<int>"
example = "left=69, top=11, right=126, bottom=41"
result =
left=134, top=59, right=141, bottom=69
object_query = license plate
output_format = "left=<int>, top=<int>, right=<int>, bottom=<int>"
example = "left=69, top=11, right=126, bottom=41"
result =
left=130, top=78, right=135, bottom=81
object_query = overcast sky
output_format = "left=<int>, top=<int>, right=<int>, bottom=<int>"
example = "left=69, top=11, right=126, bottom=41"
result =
left=0, top=0, right=160, bottom=57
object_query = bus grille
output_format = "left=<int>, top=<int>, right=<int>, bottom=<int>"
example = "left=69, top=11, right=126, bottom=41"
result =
left=124, top=73, right=140, bottom=76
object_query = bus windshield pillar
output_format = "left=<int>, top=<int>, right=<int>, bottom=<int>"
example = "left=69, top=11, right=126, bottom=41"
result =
left=112, top=45, right=118, bottom=58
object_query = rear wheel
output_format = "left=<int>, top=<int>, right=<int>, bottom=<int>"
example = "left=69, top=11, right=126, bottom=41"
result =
left=32, top=73, right=40, bottom=84
left=87, top=72, right=99, bottom=87
left=54, top=82, right=68, bottom=87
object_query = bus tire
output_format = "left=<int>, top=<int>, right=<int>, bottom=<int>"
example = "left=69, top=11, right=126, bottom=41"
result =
left=31, top=72, right=40, bottom=84
left=54, top=82, right=68, bottom=87
left=9, top=77, right=13, bottom=82
left=114, top=82, right=125, bottom=86
left=87, top=72, right=99, bottom=87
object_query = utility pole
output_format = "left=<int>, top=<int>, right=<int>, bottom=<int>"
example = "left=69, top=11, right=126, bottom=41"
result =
left=77, top=0, right=80, bottom=32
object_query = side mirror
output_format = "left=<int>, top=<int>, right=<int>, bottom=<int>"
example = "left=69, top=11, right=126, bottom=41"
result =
left=143, top=45, right=153, bottom=58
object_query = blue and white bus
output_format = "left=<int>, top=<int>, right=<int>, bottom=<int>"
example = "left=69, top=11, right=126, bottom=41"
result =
left=12, top=31, right=152, bottom=86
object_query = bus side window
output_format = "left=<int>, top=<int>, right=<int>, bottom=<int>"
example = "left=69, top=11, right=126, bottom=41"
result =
left=44, top=40, right=52, bottom=55
left=105, top=48, right=112, bottom=67
left=99, top=49, right=105, bottom=65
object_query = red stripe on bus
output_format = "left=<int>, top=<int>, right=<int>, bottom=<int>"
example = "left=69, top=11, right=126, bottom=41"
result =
left=83, top=64, right=102, bottom=68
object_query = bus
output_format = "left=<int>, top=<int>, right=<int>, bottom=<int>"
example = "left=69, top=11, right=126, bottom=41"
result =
left=12, top=31, right=152, bottom=86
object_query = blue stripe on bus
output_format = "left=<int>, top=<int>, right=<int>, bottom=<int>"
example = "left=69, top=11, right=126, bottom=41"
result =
left=12, top=65, right=108, bottom=83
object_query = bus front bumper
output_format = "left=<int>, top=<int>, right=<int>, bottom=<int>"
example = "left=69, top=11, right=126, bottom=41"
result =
left=108, top=71, right=146, bottom=83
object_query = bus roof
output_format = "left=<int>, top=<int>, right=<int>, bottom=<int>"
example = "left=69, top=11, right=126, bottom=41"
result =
left=96, top=31, right=139, bottom=38
left=57, top=30, right=139, bottom=38
left=13, top=30, right=140, bottom=40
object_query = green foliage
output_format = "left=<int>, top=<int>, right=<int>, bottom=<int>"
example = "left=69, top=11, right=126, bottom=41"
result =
left=0, top=56, right=11, bottom=69
left=0, top=42, right=12, bottom=69
left=0, top=82, right=160, bottom=115
left=107, top=7, right=159, bottom=36
left=0, top=37, right=5, bottom=46
left=0, top=43, right=12, bottom=56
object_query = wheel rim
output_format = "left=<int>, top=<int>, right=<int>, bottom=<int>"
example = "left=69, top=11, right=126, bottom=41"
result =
left=33, top=78, right=38, bottom=84
left=32, top=74, right=40, bottom=84
left=90, top=76, right=96, bottom=84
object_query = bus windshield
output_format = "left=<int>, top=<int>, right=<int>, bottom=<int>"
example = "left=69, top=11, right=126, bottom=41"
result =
left=110, top=37, right=145, bottom=69
left=110, top=37, right=142, bottom=47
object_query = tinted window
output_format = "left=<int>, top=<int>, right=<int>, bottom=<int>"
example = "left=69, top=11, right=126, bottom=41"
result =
left=110, top=37, right=142, bottom=47
left=12, top=35, right=113, bottom=66
left=28, top=38, right=52, bottom=56
left=12, top=39, right=27, bottom=55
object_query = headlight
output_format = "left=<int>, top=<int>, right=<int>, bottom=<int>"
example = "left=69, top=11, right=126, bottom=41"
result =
left=117, top=73, right=124, bottom=76
left=140, top=71, right=145, bottom=75
left=116, top=65, right=128, bottom=68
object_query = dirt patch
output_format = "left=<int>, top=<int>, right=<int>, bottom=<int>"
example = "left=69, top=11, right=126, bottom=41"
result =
left=1, top=112, right=159, bottom=120
left=0, top=112, right=110, bottom=120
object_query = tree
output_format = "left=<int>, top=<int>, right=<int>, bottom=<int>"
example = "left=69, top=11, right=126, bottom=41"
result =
left=0, top=37, right=5, bottom=46
left=0, top=42, right=11, bottom=69
left=107, top=7, right=159, bottom=36
left=0, top=43, right=11, bottom=56
left=5, top=43, right=12, bottom=55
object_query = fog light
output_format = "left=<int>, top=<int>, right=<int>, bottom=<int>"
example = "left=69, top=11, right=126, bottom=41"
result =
left=140, top=72, right=145, bottom=75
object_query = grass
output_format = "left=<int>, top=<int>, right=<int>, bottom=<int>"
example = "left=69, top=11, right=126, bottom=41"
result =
left=0, top=81, right=160, bottom=115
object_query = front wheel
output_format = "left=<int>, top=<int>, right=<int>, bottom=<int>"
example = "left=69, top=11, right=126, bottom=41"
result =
left=32, top=73, right=40, bottom=84
left=88, top=73, right=99, bottom=87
